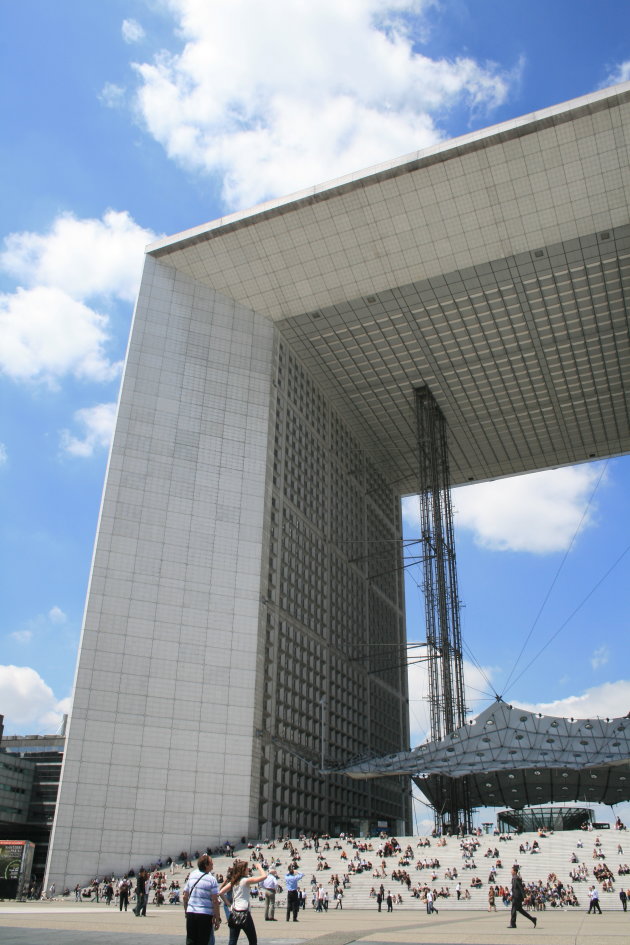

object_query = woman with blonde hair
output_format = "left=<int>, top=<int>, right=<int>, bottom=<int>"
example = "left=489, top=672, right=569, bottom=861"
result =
left=220, top=859, right=267, bottom=945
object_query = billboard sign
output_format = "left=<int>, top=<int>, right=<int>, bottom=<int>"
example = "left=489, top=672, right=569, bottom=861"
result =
left=0, top=840, right=35, bottom=899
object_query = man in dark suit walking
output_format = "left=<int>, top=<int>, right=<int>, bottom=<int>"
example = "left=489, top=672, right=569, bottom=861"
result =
left=509, top=866, right=537, bottom=929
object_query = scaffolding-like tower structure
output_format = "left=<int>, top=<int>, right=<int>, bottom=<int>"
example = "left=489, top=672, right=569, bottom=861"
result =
left=415, top=386, right=472, bottom=834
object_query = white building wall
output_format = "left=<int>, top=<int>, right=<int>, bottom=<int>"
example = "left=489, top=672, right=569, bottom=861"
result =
left=46, top=258, right=275, bottom=886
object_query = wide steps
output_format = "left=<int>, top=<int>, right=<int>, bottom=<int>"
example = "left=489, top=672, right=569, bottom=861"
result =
left=194, top=829, right=627, bottom=911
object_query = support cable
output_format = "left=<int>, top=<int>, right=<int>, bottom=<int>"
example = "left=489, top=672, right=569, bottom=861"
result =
left=502, top=460, right=608, bottom=695
left=505, top=540, right=630, bottom=697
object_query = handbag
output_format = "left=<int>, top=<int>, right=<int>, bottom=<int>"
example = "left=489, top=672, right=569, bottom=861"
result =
left=228, top=909, right=249, bottom=928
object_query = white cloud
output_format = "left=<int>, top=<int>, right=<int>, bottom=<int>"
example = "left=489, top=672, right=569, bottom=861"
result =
left=48, top=606, right=67, bottom=625
left=0, top=286, right=121, bottom=386
left=603, top=61, right=630, bottom=86
left=0, top=665, right=68, bottom=733
left=402, top=464, right=603, bottom=553
left=122, top=18, right=145, bottom=44
left=129, top=0, right=513, bottom=209
left=1, top=210, right=153, bottom=303
left=8, top=607, right=68, bottom=647
left=60, top=402, right=117, bottom=456
left=408, top=656, right=496, bottom=746
left=0, top=210, right=157, bottom=386
left=0, top=442, right=6, bottom=466
left=99, top=82, right=126, bottom=109
left=590, top=645, right=610, bottom=671
left=519, top=679, right=630, bottom=721
left=450, top=465, right=603, bottom=553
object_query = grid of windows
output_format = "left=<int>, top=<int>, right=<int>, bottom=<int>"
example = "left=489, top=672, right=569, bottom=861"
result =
left=330, top=413, right=363, bottom=479
left=328, top=554, right=365, bottom=656
left=260, top=334, right=410, bottom=837
left=366, top=509, right=399, bottom=605
left=278, top=343, right=328, bottom=440
left=370, top=682, right=405, bottom=757
left=283, top=406, right=327, bottom=523
left=366, top=460, right=396, bottom=522
left=368, top=590, right=404, bottom=690
left=277, top=508, right=327, bottom=633
left=327, top=661, right=368, bottom=763
left=329, top=471, right=364, bottom=549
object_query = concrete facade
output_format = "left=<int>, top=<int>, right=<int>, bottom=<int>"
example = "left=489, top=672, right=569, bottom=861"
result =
left=47, top=260, right=409, bottom=887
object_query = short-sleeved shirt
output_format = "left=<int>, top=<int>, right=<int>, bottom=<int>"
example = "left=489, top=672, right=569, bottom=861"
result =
left=184, top=870, right=219, bottom=915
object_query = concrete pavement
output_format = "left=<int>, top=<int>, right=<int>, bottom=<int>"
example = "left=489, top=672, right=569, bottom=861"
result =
left=0, top=899, right=628, bottom=945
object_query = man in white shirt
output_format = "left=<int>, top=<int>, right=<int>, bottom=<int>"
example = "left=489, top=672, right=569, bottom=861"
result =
left=262, top=868, right=281, bottom=921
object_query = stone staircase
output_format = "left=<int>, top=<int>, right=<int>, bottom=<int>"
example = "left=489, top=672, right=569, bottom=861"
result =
left=200, top=828, right=629, bottom=912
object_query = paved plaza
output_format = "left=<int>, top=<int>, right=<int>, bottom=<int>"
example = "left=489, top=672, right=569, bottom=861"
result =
left=1, top=900, right=629, bottom=945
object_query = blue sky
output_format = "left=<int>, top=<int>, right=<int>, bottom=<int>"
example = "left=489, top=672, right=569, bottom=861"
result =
left=1, top=0, right=629, bottom=820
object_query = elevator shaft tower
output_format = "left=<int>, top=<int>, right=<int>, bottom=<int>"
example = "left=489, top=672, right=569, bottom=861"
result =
left=415, top=386, right=472, bottom=834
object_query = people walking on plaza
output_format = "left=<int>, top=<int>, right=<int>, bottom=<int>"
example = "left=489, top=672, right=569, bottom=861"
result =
left=118, top=876, right=130, bottom=911
left=426, top=889, right=438, bottom=914
left=587, top=885, right=602, bottom=914
left=261, top=868, right=280, bottom=921
left=386, top=891, right=393, bottom=912
left=509, top=866, right=537, bottom=929
left=315, top=884, right=325, bottom=911
left=221, top=859, right=267, bottom=945
left=376, top=890, right=383, bottom=912
left=133, top=868, right=149, bottom=917
left=183, top=853, right=222, bottom=945
left=620, top=888, right=627, bottom=911
left=285, top=866, right=304, bottom=922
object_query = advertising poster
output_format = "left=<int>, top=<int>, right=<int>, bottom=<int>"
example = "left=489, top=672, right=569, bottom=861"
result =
left=0, top=840, right=35, bottom=899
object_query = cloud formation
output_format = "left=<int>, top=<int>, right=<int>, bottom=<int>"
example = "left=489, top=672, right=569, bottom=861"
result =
left=590, top=645, right=610, bottom=671
left=0, top=665, right=69, bottom=733
left=520, top=679, right=630, bottom=721
left=402, top=464, right=603, bottom=554
left=122, top=18, right=145, bottom=44
left=99, top=82, right=126, bottom=109
left=603, top=61, right=630, bottom=86
left=0, top=210, right=156, bottom=386
left=451, top=465, right=602, bottom=553
left=1, top=210, right=152, bottom=303
left=0, top=287, right=120, bottom=385
left=60, top=402, right=117, bottom=457
left=129, top=0, right=513, bottom=209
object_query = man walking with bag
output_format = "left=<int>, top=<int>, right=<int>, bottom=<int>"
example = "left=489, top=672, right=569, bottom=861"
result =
left=183, top=854, right=222, bottom=945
